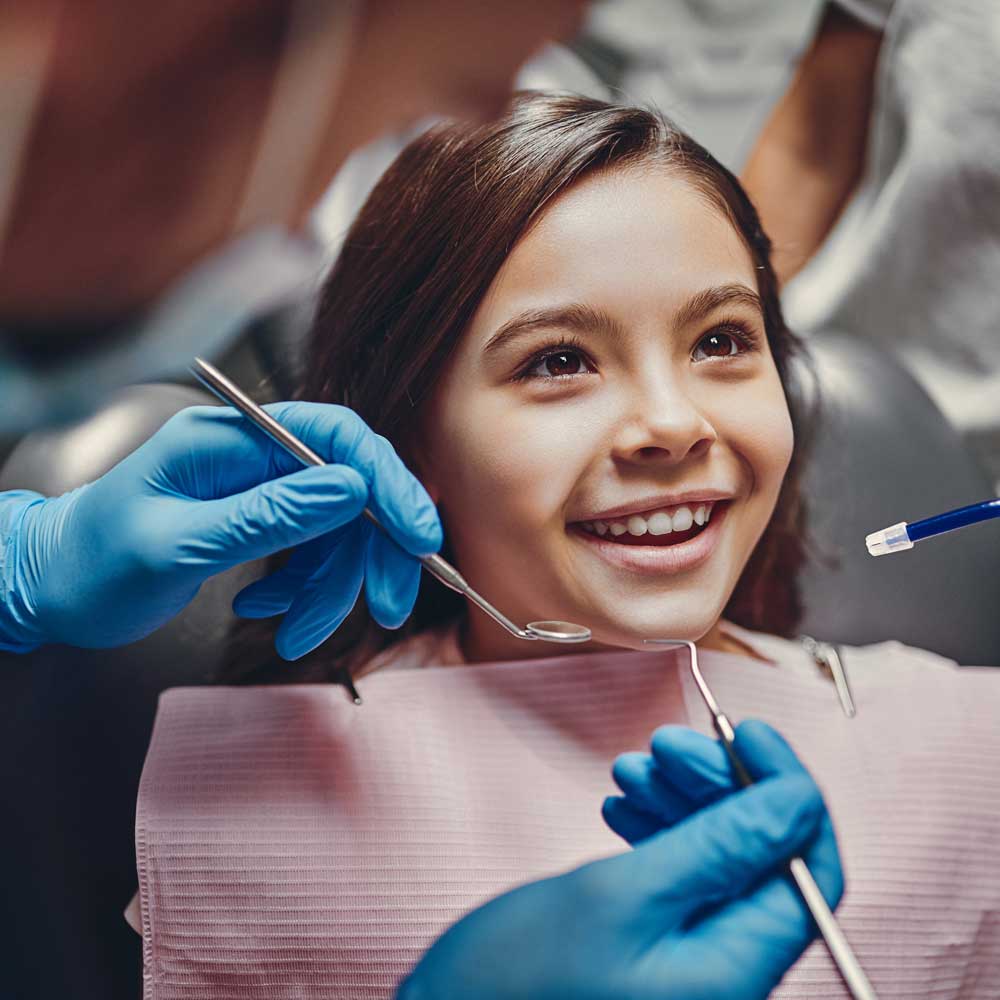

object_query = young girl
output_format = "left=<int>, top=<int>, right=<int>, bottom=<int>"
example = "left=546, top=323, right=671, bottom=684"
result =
left=132, top=93, right=1000, bottom=998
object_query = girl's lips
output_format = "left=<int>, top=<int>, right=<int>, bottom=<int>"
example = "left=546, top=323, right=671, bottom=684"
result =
left=568, top=502, right=729, bottom=576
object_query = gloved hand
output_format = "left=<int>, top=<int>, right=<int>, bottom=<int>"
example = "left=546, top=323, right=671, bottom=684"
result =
left=602, top=720, right=844, bottom=987
left=0, top=402, right=441, bottom=658
left=397, top=720, right=842, bottom=1000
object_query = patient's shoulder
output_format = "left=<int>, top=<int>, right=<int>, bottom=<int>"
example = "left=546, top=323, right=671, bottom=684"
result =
left=725, top=620, right=964, bottom=673
left=727, top=622, right=1000, bottom=734
left=835, top=637, right=961, bottom=673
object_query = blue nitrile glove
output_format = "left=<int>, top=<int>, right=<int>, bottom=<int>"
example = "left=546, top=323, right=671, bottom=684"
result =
left=602, top=720, right=844, bottom=983
left=0, top=403, right=441, bottom=658
left=396, top=728, right=842, bottom=1000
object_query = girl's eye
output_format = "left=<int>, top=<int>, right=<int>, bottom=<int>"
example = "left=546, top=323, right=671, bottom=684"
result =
left=523, top=348, right=590, bottom=379
left=692, top=325, right=752, bottom=361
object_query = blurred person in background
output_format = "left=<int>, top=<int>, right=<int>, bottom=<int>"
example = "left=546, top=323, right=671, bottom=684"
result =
left=742, top=0, right=1000, bottom=488
left=0, top=0, right=589, bottom=429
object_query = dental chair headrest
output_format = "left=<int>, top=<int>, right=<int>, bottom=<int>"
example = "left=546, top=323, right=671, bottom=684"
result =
left=0, top=383, right=211, bottom=495
left=794, top=330, right=1000, bottom=666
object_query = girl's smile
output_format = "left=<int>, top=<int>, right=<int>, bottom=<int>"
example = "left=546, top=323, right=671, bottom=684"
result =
left=568, top=498, right=730, bottom=575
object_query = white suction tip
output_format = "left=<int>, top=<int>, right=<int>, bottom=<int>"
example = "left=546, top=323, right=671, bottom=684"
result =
left=865, top=521, right=913, bottom=557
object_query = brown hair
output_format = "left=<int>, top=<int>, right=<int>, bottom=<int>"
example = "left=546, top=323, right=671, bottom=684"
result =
left=225, top=92, right=810, bottom=684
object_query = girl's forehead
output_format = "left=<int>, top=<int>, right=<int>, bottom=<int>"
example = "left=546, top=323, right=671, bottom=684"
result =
left=472, top=169, right=756, bottom=337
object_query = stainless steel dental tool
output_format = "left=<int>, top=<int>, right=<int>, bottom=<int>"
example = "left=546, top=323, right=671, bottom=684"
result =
left=644, top=639, right=879, bottom=1000
left=190, top=358, right=593, bottom=647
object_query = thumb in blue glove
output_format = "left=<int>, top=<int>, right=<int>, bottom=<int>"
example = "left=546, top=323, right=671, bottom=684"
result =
left=0, top=402, right=441, bottom=657
left=397, top=733, right=840, bottom=1000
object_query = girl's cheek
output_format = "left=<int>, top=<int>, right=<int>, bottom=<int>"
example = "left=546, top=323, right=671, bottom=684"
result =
left=727, top=394, right=794, bottom=485
left=475, top=414, right=584, bottom=514
left=444, top=397, right=594, bottom=527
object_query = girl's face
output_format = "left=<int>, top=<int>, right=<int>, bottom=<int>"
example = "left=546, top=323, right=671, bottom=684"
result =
left=419, top=167, right=794, bottom=662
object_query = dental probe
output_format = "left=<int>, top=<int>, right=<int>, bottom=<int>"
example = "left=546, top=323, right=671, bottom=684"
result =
left=190, top=358, right=592, bottom=649
left=645, top=639, right=879, bottom=1000
left=866, top=497, right=1000, bottom=556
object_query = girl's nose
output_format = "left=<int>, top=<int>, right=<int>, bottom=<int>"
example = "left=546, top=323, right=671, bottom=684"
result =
left=611, top=377, right=717, bottom=466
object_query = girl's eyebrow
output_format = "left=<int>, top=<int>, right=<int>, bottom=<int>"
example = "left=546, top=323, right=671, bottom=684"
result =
left=482, top=303, right=625, bottom=356
left=674, top=283, right=764, bottom=329
left=482, top=284, right=764, bottom=357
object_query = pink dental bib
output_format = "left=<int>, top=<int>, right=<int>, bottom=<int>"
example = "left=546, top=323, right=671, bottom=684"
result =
left=135, top=634, right=1000, bottom=999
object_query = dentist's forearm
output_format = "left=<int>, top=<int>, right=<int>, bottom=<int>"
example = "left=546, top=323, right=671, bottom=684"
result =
left=741, top=4, right=882, bottom=285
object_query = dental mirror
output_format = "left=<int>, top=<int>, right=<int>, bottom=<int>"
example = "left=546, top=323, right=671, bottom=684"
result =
left=525, top=620, right=592, bottom=643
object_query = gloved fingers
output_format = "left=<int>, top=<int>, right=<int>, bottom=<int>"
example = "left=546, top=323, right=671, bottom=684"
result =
left=602, top=795, right=664, bottom=845
left=236, top=518, right=424, bottom=633
left=648, top=726, right=736, bottom=803
left=635, top=773, right=824, bottom=924
left=232, top=525, right=353, bottom=618
left=609, top=725, right=795, bottom=844
left=647, top=719, right=807, bottom=804
left=263, top=403, right=443, bottom=558
left=153, top=404, right=441, bottom=557
left=363, top=529, right=423, bottom=630
left=611, top=752, right=706, bottom=829
left=273, top=520, right=368, bottom=660
left=186, top=464, right=369, bottom=571
left=610, top=725, right=836, bottom=852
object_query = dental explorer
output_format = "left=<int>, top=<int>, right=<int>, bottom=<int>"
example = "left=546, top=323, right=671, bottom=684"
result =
left=645, top=639, right=879, bottom=1000
left=866, top=496, right=1000, bottom=557
left=190, top=358, right=593, bottom=649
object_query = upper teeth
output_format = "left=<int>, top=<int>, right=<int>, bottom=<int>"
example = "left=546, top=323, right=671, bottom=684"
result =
left=580, top=503, right=715, bottom=537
